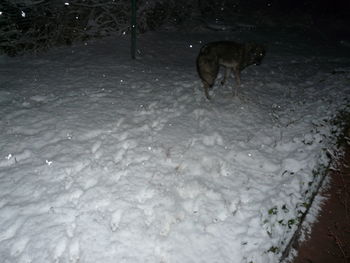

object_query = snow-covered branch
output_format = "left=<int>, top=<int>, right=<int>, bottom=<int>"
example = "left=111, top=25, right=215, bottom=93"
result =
left=0, top=0, right=197, bottom=56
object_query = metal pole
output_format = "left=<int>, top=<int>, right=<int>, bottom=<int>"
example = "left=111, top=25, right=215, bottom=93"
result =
left=131, top=0, right=136, bottom=59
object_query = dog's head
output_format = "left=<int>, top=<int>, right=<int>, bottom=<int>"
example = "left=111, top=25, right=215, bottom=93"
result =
left=245, top=43, right=266, bottom=66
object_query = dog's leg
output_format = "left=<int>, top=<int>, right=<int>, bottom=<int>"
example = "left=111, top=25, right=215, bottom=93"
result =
left=204, top=83, right=211, bottom=100
left=234, top=69, right=241, bottom=86
left=221, top=67, right=230, bottom=86
left=202, top=81, right=211, bottom=100
left=233, top=69, right=241, bottom=97
left=197, top=59, right=219, bottom=100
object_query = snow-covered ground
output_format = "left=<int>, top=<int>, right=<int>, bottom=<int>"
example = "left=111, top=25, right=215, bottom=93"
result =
left=0, top=26, right=349, bottom=263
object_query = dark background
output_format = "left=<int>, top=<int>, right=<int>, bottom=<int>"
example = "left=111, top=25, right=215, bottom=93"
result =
left=1, top=0, right=349, bottom=56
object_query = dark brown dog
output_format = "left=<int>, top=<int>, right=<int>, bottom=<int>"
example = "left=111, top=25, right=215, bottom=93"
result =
left=196, top=41, right=265, bottom=99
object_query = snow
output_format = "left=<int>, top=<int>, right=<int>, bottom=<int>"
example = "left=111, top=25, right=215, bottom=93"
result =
left=0, top=27, right=350, bottom=263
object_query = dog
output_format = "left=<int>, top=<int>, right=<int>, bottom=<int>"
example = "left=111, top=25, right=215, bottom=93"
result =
left=196, top=41, right=265, bottom=99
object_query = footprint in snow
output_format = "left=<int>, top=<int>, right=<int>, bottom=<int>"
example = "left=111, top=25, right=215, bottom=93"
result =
left=110, top=210, right=123, bottom=232
left=200, top=132, right=224, bottom=146
left=69, top=238, right=80, bottom=263
left=91, top=140, right=103, bottom=159
left=10, top=236, right=30, bottom=257
left=66, top=222, right=76, bottom=238
left=91, top=140, right=102, bottom=154
left=0, top=218, right=25, bottom=242
left=0, top=150, right=32, bottom=167
left=135, top=187, right=156, bottom=203
left=53, top=237, right=68, bottom=261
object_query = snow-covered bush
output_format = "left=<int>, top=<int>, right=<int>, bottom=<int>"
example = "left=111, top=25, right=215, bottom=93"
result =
left=137, top=0, right=195, bottom=32
left=0, top=0, right=197, bottom=56
left=0, top=1, right=79, bottom=56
